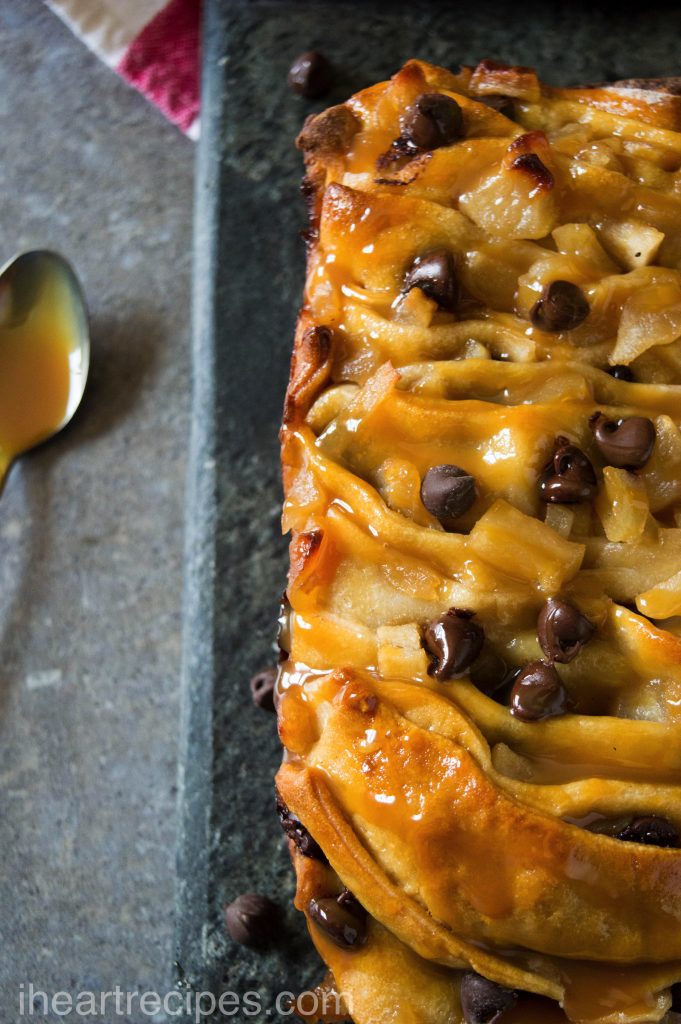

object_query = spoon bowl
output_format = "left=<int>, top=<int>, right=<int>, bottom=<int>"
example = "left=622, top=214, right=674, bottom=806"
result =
left=0, top=249, right=89, bottom=487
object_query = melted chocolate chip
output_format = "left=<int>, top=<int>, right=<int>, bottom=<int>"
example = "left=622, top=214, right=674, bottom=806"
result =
left=510, top=660, right=568, bottom=722
left=404, top=249, right=459, bottom=312
left=460, top=972, right=518, bottom=1024
left=420, top=464, right=476, bottom=524
left=586, top=814, right=679, bottom=848
left=402, top=92, right=464, bottom=150
left=584, top=815, right=631, bottom=838
left=336, top=888, right=365, bottom=915
left=540, top=437, right=597, bottom=503
left=530, top=281, right=590, bottom=332
left=537, top=598, right=595, bottom=664
left=225, top=893, right=278, bottom=947
left=308, top=891, right=368, bottom=950
left=249, top=666, right=277, bottom=712
left=423, top=609, right=484, bottom=680
left=276, top=793, right=328, bottom=862
left=607, top=364, right=635, bottom=382
left=589, top=413, right=656, bottom=470
left=287, top=51, right=333, bottom=98
left=616, top=816, right=679, bottom=848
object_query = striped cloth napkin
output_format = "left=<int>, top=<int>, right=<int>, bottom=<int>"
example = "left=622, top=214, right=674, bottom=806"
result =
left=44, top=0, right=201, bottom=138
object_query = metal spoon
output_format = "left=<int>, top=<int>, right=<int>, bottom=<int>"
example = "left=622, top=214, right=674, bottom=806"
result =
left=0, top=250, right=89, bottom=491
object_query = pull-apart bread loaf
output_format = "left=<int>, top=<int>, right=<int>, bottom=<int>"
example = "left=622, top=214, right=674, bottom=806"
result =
left=275, top=58, right=681, bottom=1024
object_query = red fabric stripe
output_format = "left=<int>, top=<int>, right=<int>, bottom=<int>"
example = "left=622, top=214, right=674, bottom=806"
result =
left=116, top=0, right=201, bottom=134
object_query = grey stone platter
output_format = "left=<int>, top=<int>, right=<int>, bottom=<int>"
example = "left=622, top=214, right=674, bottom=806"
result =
left=176, top=1, right=681, bottom=1021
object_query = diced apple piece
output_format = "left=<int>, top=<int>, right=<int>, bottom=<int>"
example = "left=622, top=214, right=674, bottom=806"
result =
left=460, top=168, right=558, bottom=239
left=584, top=529, right=681, bottom=600
left=564, top=161, right=634, bottom=222
left=636, top=569, right=681, bottom=619
left=551, top=222, right=618, bottom=274
left=469, top=499, right=585, bottom=593
left=575, top=140, right=623, bottom=172
left=598, top=218, right=665, bottom=271
left=393, top=285, right=438, bottom=327
left=612, top=279, right=681, bottom=364
left=377, top=623, right=429, bottom=680
left=595, top=467, right=649, bottom=543
left=460, top=135, right=557, bottom=240
left=376, top=457, right=432, bottom=525
left=544, top=503, right=575, bottom=539
left=643, top=415, right=681, bottom=513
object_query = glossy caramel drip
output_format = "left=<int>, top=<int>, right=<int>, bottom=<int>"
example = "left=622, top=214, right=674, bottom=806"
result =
left=0, top=267, right=76, bottom=464
left=278, top=58, right=681, bottom=1024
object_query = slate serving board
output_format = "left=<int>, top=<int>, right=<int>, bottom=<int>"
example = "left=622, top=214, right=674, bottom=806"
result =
left=176, top=2, right=681, bottom=1020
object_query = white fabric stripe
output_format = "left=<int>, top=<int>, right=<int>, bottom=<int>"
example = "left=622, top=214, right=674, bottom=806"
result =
left=44, top=0, right=167, bottom=67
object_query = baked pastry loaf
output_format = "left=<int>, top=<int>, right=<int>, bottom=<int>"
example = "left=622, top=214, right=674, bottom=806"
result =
left=276, top=58, right=681, bottom=1024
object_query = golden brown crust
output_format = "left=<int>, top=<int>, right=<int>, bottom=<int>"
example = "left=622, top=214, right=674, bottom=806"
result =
left=297, top=105, right=362, bottom=155
left=612, top=77, right=681, bottom=95
left=282, top=316, right=334, bottom=428
left=278, top=58, right=681, bottom=1024
left=468, top=58, right=541, bottom=101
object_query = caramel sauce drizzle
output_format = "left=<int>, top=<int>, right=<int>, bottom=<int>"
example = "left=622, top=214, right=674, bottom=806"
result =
left=279, top=58, right=681, bottom=1024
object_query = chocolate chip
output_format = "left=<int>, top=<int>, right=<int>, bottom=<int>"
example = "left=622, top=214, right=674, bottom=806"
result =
left=288, top=51, right=333, bottom=98
left=423, top=609, right=484, bottom=680
left=537, top=597, right=595, bottom=664
left=586, top=814, right=679, bottom=848
left=510, top=660, right=568, bottom=722
left=607, top=364, right=635, bottom=382
left=616, top=816, right=679, bottom=848
left=308, top=890, right=368, bottom=950
left=225, top=893, right=278, bottom=947
left=420, top=464, right=476, bottom=524
left=404, top=249, right=459, bottom=312
left=584, top=815, right=632, bottom=838
left=402, top=92, right=464, bottom=150
left=276, top=793, right=328, bottom=862
left=589, top=413, right=656, bottom=470
left=336, top=888, right=365, bottom=915
left=540, top=437, right=597, bottom=503
left=460, top=972, right=518, bottom=1024
left=249, top=666, right=277, bottom=712
left=530, top=281, right=590, bottom=332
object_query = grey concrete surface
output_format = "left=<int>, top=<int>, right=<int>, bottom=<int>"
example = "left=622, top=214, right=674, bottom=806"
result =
left=0, top=1, right=193, bottom=1018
